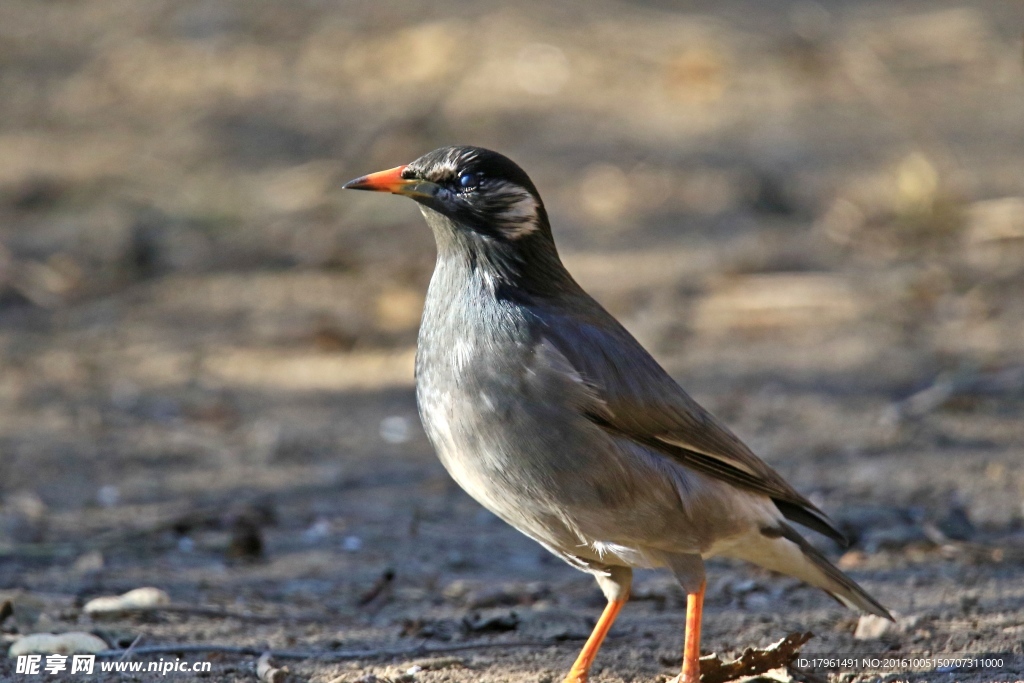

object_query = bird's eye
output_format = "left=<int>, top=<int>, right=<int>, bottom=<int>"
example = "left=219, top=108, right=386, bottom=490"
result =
left=457, top=172, right=481, bottom=190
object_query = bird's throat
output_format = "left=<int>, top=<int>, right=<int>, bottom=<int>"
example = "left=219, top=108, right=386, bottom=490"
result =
left=419, top=206, right=577, bottom=301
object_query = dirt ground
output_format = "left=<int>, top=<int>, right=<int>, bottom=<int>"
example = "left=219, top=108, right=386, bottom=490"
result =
left=0, top=1, right=1023, bottom=681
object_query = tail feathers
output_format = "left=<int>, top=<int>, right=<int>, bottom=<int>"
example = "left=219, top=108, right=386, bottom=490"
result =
left=779, top=525, right=893, bottom=619
left=721, top=523, right=892, bottom=620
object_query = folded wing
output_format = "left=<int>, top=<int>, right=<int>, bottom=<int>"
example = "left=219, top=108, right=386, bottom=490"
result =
left=536, top=301, right=846, bottom=546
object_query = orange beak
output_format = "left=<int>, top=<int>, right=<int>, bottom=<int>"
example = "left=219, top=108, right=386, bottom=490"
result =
left=342, top=164, right=439, bottom=199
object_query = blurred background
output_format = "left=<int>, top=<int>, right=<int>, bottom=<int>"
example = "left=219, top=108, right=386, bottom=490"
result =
left=0, top=0, right=1022, bottom=680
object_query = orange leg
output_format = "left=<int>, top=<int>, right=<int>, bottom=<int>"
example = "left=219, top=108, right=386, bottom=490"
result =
left=563, top=598, right=625, bottom=683
left=680, top=581, right=706, bottom=683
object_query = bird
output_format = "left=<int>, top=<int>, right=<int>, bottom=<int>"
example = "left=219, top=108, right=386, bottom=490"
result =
left=343, top=146, right=891, bottom=683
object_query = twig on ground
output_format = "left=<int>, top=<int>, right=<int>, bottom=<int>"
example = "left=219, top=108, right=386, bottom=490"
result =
left=96, top=639, right=561, bottom=662
left=0, top=542, right=79, bottom=560
left=882, top=367, right=1024, bottom=425
left=357, top=568, right=396, bottom=606
left=924, top=527, right=1024, bottom=564
left=90, top=604, right=330, bottom=624
left=119, top=634, right=143, bottom=661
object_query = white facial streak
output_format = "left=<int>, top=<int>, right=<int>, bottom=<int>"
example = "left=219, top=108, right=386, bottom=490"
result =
left=491, top=181, right=540, bottom=238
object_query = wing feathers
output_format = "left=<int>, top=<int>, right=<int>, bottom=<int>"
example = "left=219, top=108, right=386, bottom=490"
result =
left=773, top=500, right=848, bottom=546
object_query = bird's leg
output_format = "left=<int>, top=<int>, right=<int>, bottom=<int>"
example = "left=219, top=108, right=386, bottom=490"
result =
left=679, top=580, right=706, bottom=683
left=564, top=566, right=631, bottom=683
left=563, top=598, right=625, bottom=683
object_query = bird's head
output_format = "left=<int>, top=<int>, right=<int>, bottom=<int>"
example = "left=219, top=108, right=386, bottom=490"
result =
left=344, top=146, right=579, bottom=299
left=343, top=146, right=551, bottom=243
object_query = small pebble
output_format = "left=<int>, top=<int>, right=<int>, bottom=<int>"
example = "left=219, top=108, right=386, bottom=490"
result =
left=380, top=416, right=412, bottom=444
left=303, top=518, right=331, bottom=543
left=854, top=614, right=893, bottom=640
left=97, top=485, right=120, bottom=508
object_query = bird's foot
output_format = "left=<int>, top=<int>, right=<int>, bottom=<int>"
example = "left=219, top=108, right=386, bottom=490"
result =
left=561, top=666, right=589, bottom=683
left=667, top=671, right=700, bottom=683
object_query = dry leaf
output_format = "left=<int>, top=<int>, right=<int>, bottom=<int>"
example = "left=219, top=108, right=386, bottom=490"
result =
left=694, top=631, right=813, bottom=683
